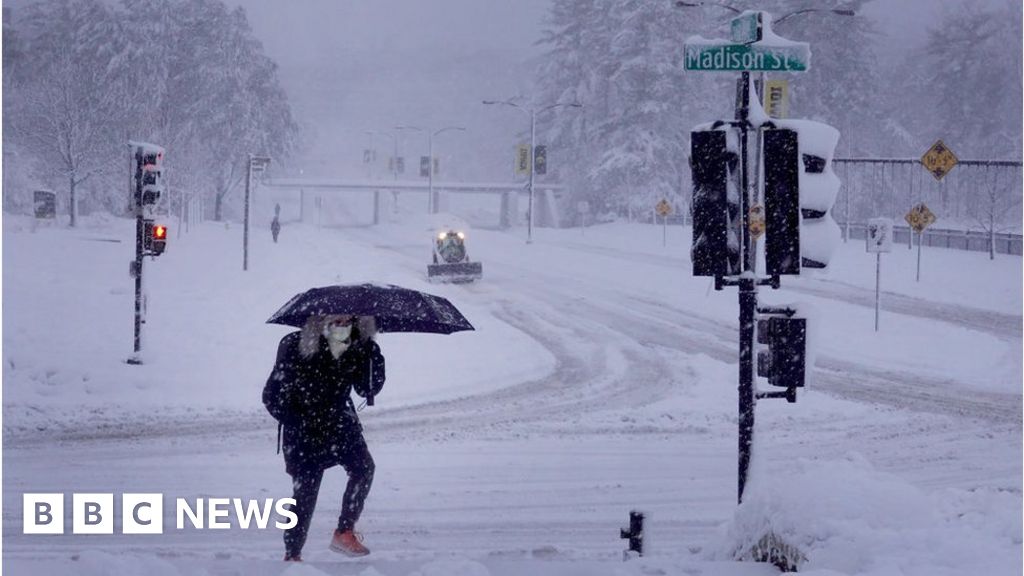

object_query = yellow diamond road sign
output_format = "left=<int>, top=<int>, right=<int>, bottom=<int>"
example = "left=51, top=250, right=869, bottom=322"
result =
left=921, top=140, right=959, bottom=181
left=904, top=202, right=937, bottom=233
left=656, top=199, right=672, bottom=217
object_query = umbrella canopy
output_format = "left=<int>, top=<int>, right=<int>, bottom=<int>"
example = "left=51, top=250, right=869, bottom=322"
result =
left=267, top=283, right=474, bottom=334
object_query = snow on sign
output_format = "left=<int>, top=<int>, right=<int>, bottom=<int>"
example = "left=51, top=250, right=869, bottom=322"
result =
left=866, top=217, right=894, bottom=253
left=904, top=203, right=937, bottom=233
left=920, top=139, right=959, bottom=180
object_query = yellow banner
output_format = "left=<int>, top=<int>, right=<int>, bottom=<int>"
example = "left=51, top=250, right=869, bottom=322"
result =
left=516, top=144, right=531, bottom=175
left=764, top=79, right=789, bottom=119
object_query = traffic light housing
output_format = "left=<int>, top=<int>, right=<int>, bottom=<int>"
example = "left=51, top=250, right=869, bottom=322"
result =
left=790, top=120, right=841, bottom=270
left=534, top=145, right=547, bottom=175
left=144, top=220, right=168, bottom=256
left=756, top=315, right=806, bottom=388
left=134, top=144, right=165, bottom=216
left=690, top=129, right=741, bottom=277
left=763, top=128, right=800, bottom=275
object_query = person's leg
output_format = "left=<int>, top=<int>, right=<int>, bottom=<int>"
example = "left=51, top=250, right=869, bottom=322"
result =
left=283, top=467, right=324, bottom=559
left=337, top=435, right=375, bottom=532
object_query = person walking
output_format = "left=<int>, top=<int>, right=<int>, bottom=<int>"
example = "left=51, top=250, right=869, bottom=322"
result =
left=271, top=214, right=281, bottom=243
left=263, top=314, right=385, bottom=561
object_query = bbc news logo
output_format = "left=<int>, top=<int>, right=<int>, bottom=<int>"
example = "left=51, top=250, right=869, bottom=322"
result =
left=23, top=494, right=297, bottom=534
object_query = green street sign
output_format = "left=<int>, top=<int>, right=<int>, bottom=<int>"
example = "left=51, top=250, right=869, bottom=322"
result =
left=730, top=11, right=762, bottom=44
left=684, top=41, right=810, bottom=72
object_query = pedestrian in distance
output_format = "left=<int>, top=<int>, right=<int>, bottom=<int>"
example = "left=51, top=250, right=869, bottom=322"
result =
left=263, top=314, right=385, bottom=561
left=271, top=214, right=281, bottom=243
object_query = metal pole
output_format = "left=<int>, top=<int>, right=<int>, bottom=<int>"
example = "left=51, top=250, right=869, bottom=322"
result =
left=528, top=109, right=536, bottom=244
left=662, top=215, right=667, bottom=247
left=244, top=154, right=251, bottom=271
left=393, top=136, right=399, bottom=181
left=916, top=230, right=922, bottom=282
left=875, top=252, right=881, bottom=331
left=736, top=71, right=756, bottom=504
left=132, top=149, right=144, bottom=362
left=428, top=132, right=435, bottom=214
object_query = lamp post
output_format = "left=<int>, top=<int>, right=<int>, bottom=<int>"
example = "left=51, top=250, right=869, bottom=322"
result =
left=396, top=125, right=466, bottom=213
left=482, top=99, right=582, bottom=243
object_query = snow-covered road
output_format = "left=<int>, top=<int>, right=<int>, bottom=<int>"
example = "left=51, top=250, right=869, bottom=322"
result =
left=3, top=213, right=1020, bottom=575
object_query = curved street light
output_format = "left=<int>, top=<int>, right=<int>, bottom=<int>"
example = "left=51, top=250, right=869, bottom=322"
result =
left=482, top=99, right=583, bottom=243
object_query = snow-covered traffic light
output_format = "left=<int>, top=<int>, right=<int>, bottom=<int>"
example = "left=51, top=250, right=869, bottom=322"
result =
left=791, top=120, right=841, bottom=270
left=756, top=315, right=806, bottom=389
left=144, top=220, right=168, bottom=256
left=690, top=129, right=741, bottom=277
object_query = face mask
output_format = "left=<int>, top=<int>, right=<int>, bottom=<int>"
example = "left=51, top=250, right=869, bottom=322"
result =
left=325, top=324, right=352, bottom=343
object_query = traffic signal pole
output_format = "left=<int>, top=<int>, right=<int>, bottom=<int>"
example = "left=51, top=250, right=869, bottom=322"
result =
left=130, top=148, right=145, bottom=364
left=736, top=71, right=757, bottom=504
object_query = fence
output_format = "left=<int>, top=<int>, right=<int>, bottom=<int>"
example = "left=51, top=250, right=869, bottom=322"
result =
left=839, top=222, right=1022, bottom=256
left=833, top=158, right=1022, bottom=248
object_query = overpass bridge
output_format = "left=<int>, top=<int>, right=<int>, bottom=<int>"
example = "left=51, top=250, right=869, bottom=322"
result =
left=263, top=178, right=566, bottom=228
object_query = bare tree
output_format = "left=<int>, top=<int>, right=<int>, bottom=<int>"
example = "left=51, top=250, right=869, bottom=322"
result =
left=973, top=166, right=1022, bottom=260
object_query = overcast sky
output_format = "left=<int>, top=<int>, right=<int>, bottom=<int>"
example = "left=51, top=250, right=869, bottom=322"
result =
left=228, top=0, right=979, bottom=179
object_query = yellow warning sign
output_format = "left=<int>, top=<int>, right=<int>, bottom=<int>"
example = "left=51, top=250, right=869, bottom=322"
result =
left=904, top=202, right=937, bottom=233
left=749, top=204, right=765, bottom=239
left=920, top=140, right=959, bottom=181
left=656, top=199, right=672, bottom=217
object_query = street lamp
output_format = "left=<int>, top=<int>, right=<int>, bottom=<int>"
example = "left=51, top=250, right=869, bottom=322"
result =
left=482, top=99, right=583, bottom=243
left=396, top=125, right=466, bottom=214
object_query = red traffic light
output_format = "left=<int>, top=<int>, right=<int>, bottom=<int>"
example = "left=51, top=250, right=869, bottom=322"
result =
left=154, top=225, right=167, bottom=240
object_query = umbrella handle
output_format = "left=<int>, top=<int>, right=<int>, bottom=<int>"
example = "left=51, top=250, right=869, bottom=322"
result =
left=366, top=354, right=375, bottom=407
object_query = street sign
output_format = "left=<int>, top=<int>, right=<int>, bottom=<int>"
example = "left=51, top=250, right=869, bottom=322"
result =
left=684, top=41, right=810, bottom=72
left=656, top=199, right=672, bottom=217
left=904, top=203, right=936, bottom=233
left=731, top=11, right=762, bottom=44
left=920, top=140, right=958, bottom=181
left=866, top=217, right=894, bottom=253
left=516, top=144, right=531, bottom=175
left=749, top=204, right=765, bottom=239
left=764, top=79, right=789, bottom=118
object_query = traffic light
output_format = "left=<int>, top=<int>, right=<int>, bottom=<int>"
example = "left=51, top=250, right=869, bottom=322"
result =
left=762, top=128, right=800, bottom=275
left=756, top=315, right=806, bottom=389
left=135, top=144, right=165, bottom=216
left=534, top=145, right=547, bottom=175
left=143, top=220, right=168, bottom=256
left=690, top=129, right=741, bottom=277
left=792, top=120, right=841, bottom=270
left=420, top=156, right=430, bottom=177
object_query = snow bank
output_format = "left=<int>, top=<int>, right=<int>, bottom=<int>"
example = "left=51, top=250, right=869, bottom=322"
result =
left=715, top=453, right=1021, bottom=575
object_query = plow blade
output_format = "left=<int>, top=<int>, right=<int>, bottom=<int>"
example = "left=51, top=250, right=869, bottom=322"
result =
left=428, top=261, right=483, bottom=283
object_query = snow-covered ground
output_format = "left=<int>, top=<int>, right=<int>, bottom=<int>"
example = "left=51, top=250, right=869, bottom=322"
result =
left=2, top=208, right=1021, bottom=576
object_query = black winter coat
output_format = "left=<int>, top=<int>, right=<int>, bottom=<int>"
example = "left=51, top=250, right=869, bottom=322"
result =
left=263, top=331, right=385, bottom=474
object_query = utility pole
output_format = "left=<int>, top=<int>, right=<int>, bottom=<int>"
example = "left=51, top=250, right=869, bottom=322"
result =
left=483, top=99, right=582, bottom=243
left=243, top=154, right=271, bottom=271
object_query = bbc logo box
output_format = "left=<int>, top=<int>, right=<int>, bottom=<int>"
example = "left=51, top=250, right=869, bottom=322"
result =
left=23, top=493, right=163, bottom=534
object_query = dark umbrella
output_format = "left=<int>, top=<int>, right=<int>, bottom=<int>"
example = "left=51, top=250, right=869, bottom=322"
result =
left=266, top=283, right=475, bottom=334
left=267, top=283, right=474, bottom=406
